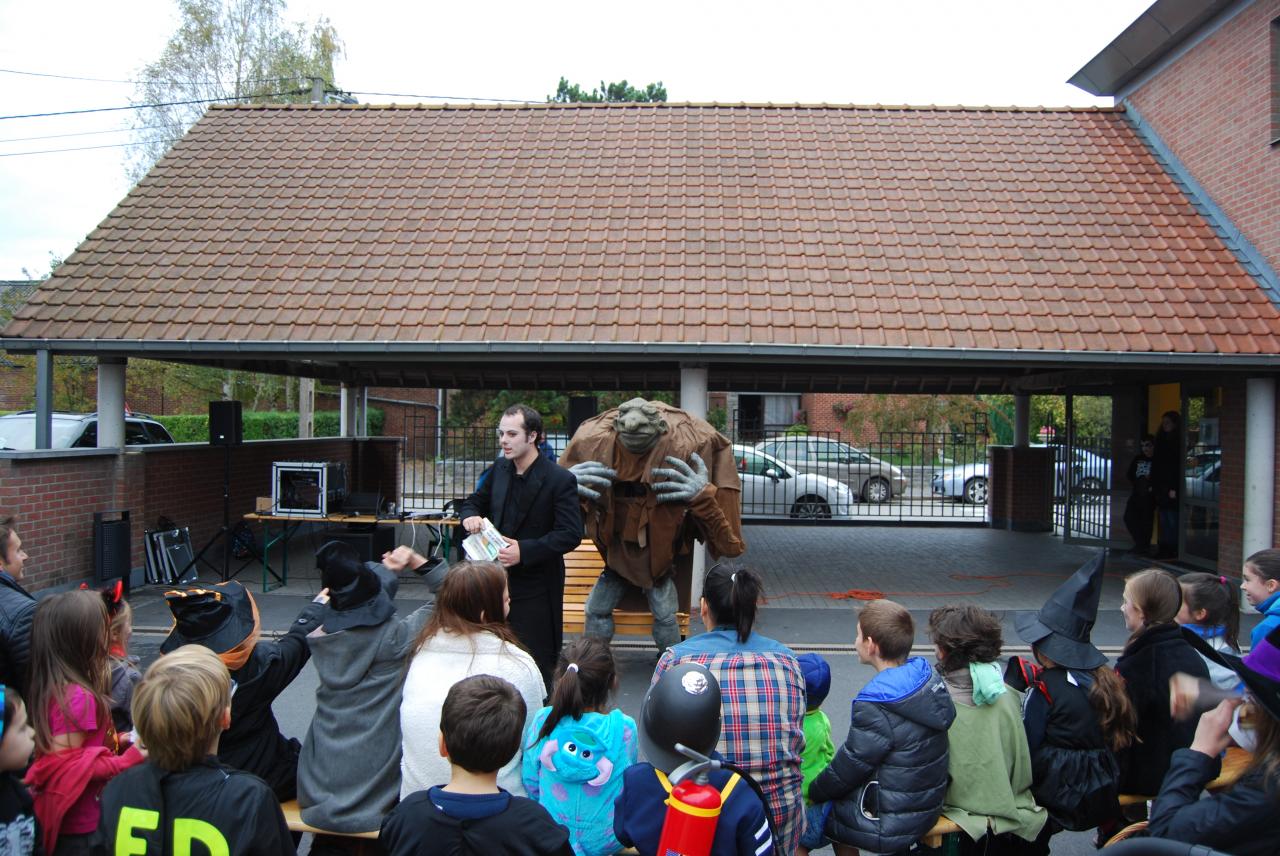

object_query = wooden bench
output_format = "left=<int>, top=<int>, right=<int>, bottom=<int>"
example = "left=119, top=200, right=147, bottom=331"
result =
left=280, top=800, right=378, bottom=840
left=562, top=539, right=690, bottom=638
left=923, top=747, right=1252, bottom=850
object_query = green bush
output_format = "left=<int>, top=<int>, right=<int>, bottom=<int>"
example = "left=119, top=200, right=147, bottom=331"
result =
left=784, top=423, right=809, bottom=437
left=155, top=408, right=384, bottom=442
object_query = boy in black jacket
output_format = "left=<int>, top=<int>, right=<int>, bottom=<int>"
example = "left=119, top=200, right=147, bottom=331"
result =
left=380, top=675, right=571, bottom=856
left=99, top=646, right=293, bottom=856
left=162, top=580, right=323, bottom=800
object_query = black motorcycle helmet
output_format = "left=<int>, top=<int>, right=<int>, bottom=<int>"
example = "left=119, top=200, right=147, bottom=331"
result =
left=639, top=662, right=722, bottom=773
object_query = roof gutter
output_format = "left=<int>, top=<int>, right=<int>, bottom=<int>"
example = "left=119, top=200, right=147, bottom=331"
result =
left=2, top=338, right=1279, bottom=370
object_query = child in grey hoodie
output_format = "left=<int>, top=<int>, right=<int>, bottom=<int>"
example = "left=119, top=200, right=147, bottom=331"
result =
left=297, top=542, right=435, bottom=836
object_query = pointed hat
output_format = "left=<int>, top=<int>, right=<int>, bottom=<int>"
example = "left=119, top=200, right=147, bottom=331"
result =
left=1015, top=551, right=1108, bottom=670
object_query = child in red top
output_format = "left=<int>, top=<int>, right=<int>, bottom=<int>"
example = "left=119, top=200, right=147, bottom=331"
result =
left=24, top=590, right=143, bottom=856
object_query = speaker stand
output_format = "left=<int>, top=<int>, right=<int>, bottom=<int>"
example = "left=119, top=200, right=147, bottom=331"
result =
left=176, top=443, right=235, bottom=583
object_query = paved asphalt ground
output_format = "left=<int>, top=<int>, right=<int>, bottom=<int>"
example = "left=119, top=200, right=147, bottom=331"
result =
left=127, top=524, right=1257, bottom=854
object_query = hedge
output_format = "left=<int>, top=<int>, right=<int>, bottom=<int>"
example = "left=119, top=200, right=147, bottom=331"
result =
left=155, top=409, right=384, bottom=443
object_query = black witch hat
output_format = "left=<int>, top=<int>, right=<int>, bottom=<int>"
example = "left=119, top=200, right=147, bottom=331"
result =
left=315, top=540, right=395, bottom=632
left=1015, top=551, right=1108, bottom=671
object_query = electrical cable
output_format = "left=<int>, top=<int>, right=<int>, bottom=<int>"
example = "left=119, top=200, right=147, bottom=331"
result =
left=0, top=67, right=314, bottom=88
left=0, top=137, right=184, bottom=158
left=0, top=124, right=168, bottom=144
left=0, top=89, right=306, bottom=121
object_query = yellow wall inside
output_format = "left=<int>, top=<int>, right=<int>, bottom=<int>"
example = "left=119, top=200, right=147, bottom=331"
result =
left=1148, top=383, right=1180, bottom=433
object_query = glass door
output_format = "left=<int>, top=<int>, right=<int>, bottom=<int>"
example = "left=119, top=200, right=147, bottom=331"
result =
left=1181, top=389, right=1221, bottom=568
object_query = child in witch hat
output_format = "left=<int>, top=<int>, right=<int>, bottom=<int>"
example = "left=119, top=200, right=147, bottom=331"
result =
left=162, top=578, right=323, bottom=801
left=1006, top=552, right=1137, bottom=850
left=1148, top=624, right=1280, bottom=854
left=297, top=541, right=435, bottom=838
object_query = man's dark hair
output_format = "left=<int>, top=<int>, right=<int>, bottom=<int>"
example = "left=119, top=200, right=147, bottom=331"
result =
left=502, top=404, right=544, bottom=446
left=441, top=675, right=527, bottom=773
left=0, top=516, right=16, bottom=563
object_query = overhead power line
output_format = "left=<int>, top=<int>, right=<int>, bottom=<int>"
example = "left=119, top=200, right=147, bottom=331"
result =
left=0, top=67, right=310, bottom=88
left=0, top=124, right=167, bottom=144
left=0, top=138, right=184, bottom=158
left=0, top=89, right=307, bottom=121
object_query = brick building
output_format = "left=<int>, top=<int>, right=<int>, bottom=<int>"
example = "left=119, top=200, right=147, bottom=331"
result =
left=3, top=2, right=1280, bottom=590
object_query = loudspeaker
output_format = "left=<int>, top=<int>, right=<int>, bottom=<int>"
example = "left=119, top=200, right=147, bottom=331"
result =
left=320, top=526, right=396, bottom=563
left=93, top=510, right=131, bottom=595
left=209, top=400, right=243, bottom=446
left=568, top=396, right=598, bottom=438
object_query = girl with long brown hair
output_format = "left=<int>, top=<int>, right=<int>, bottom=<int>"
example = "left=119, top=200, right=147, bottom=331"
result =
left=23, top=590, right=143, bottom=856
left=399, top=561, right=544, bottom=799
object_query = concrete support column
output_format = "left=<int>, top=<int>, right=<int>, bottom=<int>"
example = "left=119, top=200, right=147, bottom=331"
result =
left=298, top=377, right=315, bottom=439
left=680, top=364, right=709, bottom=613
left=340, top=385, right=367, bottom=437
left=1014, top=394, right=1031, bottom=448
left=34, top=350, right=53, bottom=449
left=96, top=358, right=127, bottom=447
left=1244, top=378, right=1276, bottom=560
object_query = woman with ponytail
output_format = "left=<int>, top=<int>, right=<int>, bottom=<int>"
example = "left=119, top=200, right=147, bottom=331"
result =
left=1116, top=568, right=1209, bottom=795
left=522, top=638, right=635, bottom=856
left=651, top=562, right=806, bottom=853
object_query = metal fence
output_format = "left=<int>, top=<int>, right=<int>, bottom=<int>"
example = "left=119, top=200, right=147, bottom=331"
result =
left=728, top=423, right=990, bottom=523
left=1052, top=436, right=1113, bottom=542
left=399, top=418, right=994, bottom=524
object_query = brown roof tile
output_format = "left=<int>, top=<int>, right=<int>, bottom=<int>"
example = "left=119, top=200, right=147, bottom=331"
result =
left=6, top=102, right=1279, bottom=355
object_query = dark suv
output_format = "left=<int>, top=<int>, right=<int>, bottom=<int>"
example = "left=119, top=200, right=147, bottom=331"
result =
left=0, top=411, right=175, bottom=449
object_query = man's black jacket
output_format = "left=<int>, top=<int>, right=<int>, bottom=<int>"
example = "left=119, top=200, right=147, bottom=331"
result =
left=99, top=759, right=293, bottom=856
left=0, top=573, right=36, bottom=693
left=458, top=453, right=581, bottom=678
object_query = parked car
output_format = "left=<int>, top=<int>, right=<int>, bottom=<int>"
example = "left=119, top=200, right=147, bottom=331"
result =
left=754, top=436, right=907, bottom=502
left=734, top=444, right=856, bottom=518
left=1185, top=458, right=1220, bottom=504
left=931, top=461, right=990, bottom=504
left=932, top=446, right=1112, bottom=504
left=0, top=411, right=175, bottom=450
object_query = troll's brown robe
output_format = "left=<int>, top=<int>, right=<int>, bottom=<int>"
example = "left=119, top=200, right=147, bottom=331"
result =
left=560, top=403, right=745, bottom=610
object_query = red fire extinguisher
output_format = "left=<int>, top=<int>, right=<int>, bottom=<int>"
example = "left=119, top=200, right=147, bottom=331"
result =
left=656, top=772, right=726, bottom=856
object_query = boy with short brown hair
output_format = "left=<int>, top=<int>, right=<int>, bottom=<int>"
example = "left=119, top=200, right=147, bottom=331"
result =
left=98, top=646, right=293, bottom=856
left=380, top=675, right=571, bottom=856
left=808, top=600, right=956, bottom=855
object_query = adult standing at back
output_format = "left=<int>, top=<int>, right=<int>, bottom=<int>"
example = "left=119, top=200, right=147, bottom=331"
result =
left=0, top=516, right=35, bottom=694
left=460, top=404, right=583, bottom=685
left=651, top=562, right=806, bottom=852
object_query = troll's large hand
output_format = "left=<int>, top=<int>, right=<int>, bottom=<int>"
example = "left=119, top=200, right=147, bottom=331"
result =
left=569, top=461, right=618, bottom=502
left=652, top=453, right=709, bottom=504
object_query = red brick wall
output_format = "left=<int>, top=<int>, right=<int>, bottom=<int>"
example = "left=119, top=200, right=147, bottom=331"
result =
left=0, top=437, right=401, bottom=592
left=1126, top=0, right=1280, bottom=277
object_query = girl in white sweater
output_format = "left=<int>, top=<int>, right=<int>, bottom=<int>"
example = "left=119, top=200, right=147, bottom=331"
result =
left=399, top=560, right=545, bottom=797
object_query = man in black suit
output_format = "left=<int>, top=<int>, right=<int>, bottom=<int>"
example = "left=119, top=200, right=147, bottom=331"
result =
left=460, top=404, right=582, bottom=685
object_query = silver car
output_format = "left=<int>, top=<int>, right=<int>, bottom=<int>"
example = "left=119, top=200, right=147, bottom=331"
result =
left=755, top=436, right=907, bottom=503
left=733, top=444, right=856, bottom=518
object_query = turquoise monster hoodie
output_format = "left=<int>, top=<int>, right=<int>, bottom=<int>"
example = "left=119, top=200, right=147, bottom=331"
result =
left=522, top=707, right=638, bottom=856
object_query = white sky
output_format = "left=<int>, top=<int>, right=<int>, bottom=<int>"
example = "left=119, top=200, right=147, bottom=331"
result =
left=0, top=0, right=1152, bottom=280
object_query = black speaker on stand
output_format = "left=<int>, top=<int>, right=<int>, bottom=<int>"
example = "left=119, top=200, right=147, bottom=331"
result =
left=176, top=401, right=244, bottom=583
left=568, top=396, right=598, bottom=438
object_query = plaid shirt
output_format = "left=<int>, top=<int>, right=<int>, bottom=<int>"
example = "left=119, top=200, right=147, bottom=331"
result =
left=654, top=631, right=807, bottom=853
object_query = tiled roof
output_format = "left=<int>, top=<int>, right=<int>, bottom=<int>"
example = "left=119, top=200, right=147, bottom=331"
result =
left=6, top=102, right=1279, bottom=356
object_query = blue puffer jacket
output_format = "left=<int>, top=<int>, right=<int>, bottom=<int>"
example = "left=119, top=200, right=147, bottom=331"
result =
left=1249, top=591, right=1280, bottom=650
left=809, top=657, right=956, bottom=854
